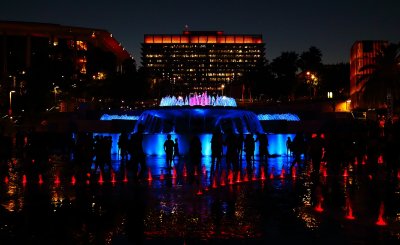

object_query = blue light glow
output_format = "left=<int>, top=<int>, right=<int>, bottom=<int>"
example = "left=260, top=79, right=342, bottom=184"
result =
left=99, top=132, right=294, bottom=157
left=100, top=114, right=139, bottom=121
left=257, top=113, right=300, bottom=121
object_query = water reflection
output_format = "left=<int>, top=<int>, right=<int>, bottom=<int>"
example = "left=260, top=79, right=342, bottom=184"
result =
left=0, top=153, right=399, bottom=244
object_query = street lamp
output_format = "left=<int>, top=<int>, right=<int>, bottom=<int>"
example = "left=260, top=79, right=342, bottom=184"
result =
left=221, top=84, right=225, bottom=96
left=9, top=90, right=15, bottom=116
left=54, top=86, right=59, bottom=104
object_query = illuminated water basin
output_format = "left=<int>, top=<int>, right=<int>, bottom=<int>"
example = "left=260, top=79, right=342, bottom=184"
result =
left=97, top=133, right=294, bottom=157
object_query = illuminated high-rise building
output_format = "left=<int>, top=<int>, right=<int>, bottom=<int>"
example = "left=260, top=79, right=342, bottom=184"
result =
left=141, top=30, right=265, bottom=93
left=350, top=40, right=388, bottom=108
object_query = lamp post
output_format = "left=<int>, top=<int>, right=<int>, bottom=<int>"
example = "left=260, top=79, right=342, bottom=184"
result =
left=9, top=90, right=15, bottom=116
left=221, top=84, right=225, bottom=96
left=53, top=86, right=59, bottom=105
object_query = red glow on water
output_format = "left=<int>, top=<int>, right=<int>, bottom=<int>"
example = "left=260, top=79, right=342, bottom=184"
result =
left=98, top=171, right=104, bottom=184
left=22, top=174, right=27, bottom=185
left=147, top=168, right=153, bottom=181
left=378, top=155, right=384, bottom=165
left=397, top=170, right=400, bottom=179
left=243, top=170, right=249, bottom=182
left=220, top=170, right=226, bottom=186
left=315, top=203, right=324, bottom=212
left=183, top=164, right=187, bottom=177
left=172, top=167, right=177, bottom=179
left=376, top=202, right=387, bottom=226
left=202, top=165, right=206, bottom=175
left=32, top=159, right=35, bottom=164
left=269, top=172, right=274, bottom=180
left=194, top=167, right=198, bottom=176
left=196, top=184, right=203, bottom=195
left=54, top=175, right=61, bottom=185
left=345, top=198, right=355, bottom=220
left=111, top=171, right=116, bottom=184
left=354, top=157, right=358, bottom=165
left=252, top=171, right=257, bottom=181
left=160, top=170, right=164, bottom=180
left=260, top=166, right=266, bottom=180
left=315, top=196, right=324, bottom=212
left=236, top=171, right=242, bottom=183
left=212, top=175, right=218, bottom=188
left=71, top=176, right=76, bottom=185
left=123, top=169, right=128, bottom=183
left=38, top=174, right=43, bottom=184
left=291, top=166, right=296, bottom=178
left=4, top=176, right=9, bottom=184
left=323, top=168, right=328, bottom=177
left=343, top=168, right=348, bottom=177
left=280, top=169, right=285, bottom=179
left=228, top=170, right=234, bottom=185
left=362, top=155, right=367, bottom=165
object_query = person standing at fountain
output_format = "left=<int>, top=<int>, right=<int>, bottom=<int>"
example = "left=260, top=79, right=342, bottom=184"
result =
left=255, top=132, right=269, bottom=164
left=244, top=133, right=255, bottom=173
left=173, top=138, right=180, bottom=163
left=189, top=135, right=202, bottom=183
left=308, top=133, right=324, bottom=176
left=118, top=132, right=129, bottom=162
left=164, top=134, right=175, bottom=169
left=238, top=132, right=244, bottom=163
left=211, top=129, right=223, bottom=176
left=129, top=124, right=147, bottom=181
left=225, top=129, right=239, bottom=175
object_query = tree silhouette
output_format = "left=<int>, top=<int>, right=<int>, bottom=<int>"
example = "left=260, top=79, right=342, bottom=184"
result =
left=270, top=51, right=299, bottom=100
left=357, top=43, right=400, bottom=116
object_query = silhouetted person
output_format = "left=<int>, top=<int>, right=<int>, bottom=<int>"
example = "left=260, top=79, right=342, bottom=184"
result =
left=129, top=124, right=147, bottom=181
left=244, top=133, right=255, bottom=173
left=309, top=133, right=324, bottom=176
left=173, top=138, right=180, bottom=163
left=286, top=136, right=292, bottom=156
left=291, top=131, right=305, bottom=168
left=224, top=129, right=239, bottom=174
left=118, top=132, right=129, bottom=162
left=255, top=132, right=269, bottom=164
left=164, top=134, right=174, bottom=169
left=189, top=135, right=202, bottom=183
left=211, top=130, right=223, bottom=176
left=238, top=132, right=244, bottom=162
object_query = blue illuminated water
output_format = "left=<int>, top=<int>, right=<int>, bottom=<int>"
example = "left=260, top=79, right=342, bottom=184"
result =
left=96, top=132, right=294, bottom=157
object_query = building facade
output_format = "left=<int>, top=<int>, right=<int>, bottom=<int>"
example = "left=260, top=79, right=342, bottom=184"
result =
left=0, top=21, right=134, bottom=113
left=350, top=40, right=388, bottom=109
left=141, top=30, right=265, bottom=93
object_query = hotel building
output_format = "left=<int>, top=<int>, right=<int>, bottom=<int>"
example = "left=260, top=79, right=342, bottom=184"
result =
left=141, top=30, right=265, bottom=93
left=350, top=40, right=388, bottom=109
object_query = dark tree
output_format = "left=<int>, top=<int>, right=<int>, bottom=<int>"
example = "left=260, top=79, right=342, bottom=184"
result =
left=270, top=51, right=299, bottom=100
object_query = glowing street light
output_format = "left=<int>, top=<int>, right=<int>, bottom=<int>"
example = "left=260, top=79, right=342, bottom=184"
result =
left=9, top=90, right=15, bottom=116
left=53, top=86, right=59, bottom=104
left=221, top=84, right=225, bottom=96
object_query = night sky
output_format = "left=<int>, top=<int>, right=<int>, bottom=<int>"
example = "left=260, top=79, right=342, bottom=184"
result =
left=1, top=0, right=399, bottom=65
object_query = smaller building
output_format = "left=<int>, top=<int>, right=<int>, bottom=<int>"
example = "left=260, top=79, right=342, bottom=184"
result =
left=350, top=40, right=388, bottom=109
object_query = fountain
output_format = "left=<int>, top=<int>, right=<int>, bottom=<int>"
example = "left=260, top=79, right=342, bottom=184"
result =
left=100, top=92, right=296, bottom=156
left=131, top=92, right=265, bottom=156
left=134, top=92, right=262, bottom=134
